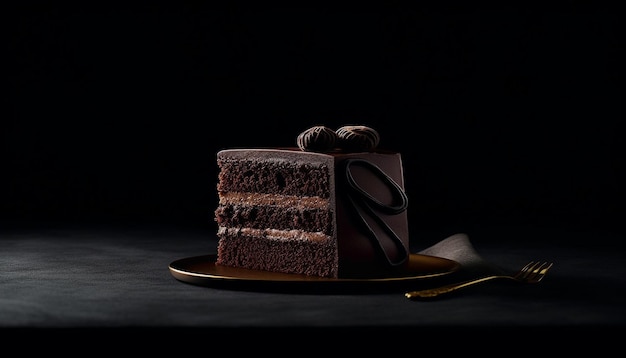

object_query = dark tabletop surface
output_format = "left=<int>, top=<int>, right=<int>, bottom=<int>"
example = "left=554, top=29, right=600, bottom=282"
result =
left=1, top=224, right=624, bottom=350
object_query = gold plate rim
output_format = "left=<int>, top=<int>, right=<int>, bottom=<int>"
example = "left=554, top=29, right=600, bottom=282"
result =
left=169, top=253, right=460, bottom=292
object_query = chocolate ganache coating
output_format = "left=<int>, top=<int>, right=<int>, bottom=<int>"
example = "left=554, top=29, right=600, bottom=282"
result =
left=296, top=125, right=338, bottom=152
left=336, top=125, right=380, bottom=152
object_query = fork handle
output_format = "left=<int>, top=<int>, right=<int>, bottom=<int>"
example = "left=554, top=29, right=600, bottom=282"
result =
left=405, top=275, right=512, bottom=299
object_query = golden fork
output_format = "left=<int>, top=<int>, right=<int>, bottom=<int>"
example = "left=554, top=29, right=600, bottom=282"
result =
left=405, top=261, right=554, bottom=299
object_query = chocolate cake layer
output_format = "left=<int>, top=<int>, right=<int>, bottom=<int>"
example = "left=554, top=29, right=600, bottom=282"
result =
left=217, top=149, right=333, bottom=197
left=216, top=228, right=338, bottom=278
left=215, top=203, right=333, bottom=235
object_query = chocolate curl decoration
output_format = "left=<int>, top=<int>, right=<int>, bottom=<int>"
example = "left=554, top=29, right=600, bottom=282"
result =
left=343, top=158, right=409, bottom=267
left=336, top=125, right=380, bottom=152
left=297, top=126, right=338, bottom=152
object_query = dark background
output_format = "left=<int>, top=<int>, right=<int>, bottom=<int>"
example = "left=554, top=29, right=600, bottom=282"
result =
left=5, top=6, right=624, bottom=244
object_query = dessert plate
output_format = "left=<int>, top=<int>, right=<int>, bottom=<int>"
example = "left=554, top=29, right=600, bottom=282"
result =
left=169, top=254, right=461, bottom=293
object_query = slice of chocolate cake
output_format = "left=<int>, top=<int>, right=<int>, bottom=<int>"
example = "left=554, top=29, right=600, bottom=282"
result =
left=214, top=126, right=410, bottom=278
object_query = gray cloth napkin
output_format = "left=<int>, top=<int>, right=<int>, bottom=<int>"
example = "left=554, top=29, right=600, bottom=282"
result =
left=418, top=233, right=505, bottom=277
